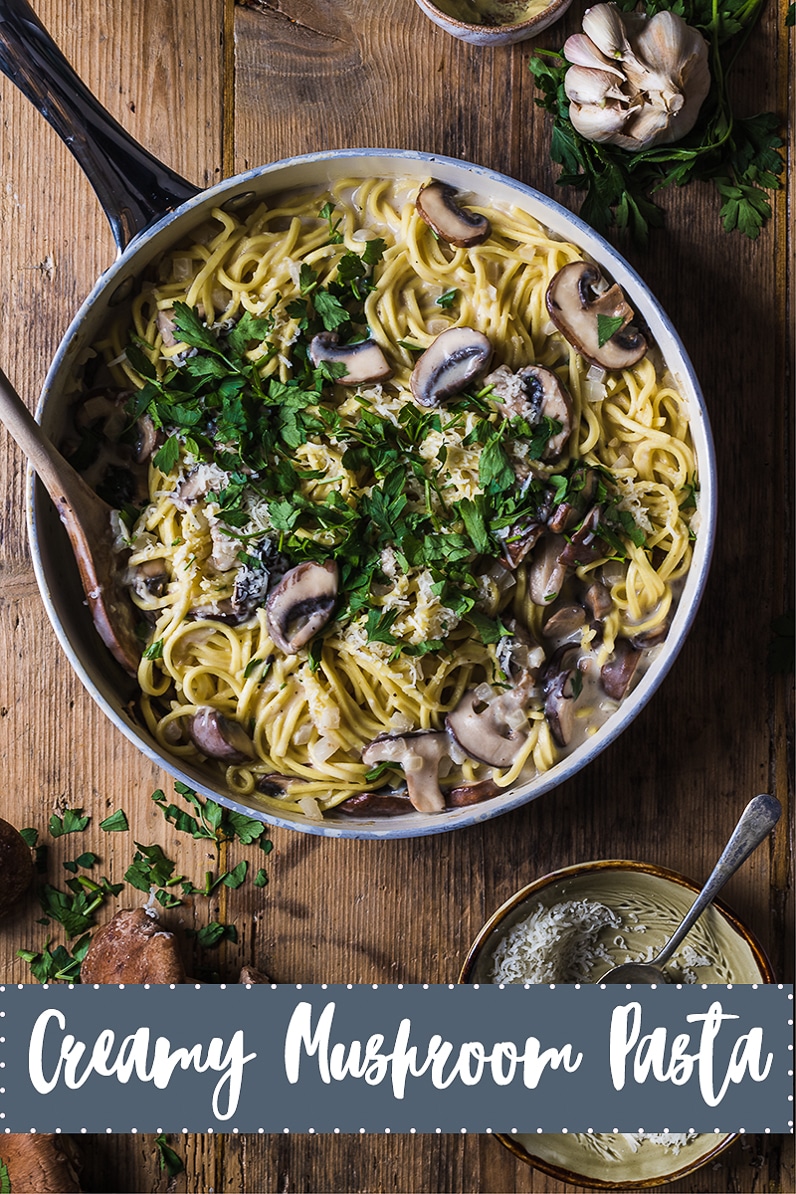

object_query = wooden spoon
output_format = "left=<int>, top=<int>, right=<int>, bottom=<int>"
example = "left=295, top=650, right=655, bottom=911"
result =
left=0, top=364, right=141, bottom=675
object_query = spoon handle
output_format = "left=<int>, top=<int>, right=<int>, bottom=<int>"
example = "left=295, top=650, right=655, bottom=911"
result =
left=655, top=793, right=781, bottom=968
left=0, top=364, right=78, bottom=498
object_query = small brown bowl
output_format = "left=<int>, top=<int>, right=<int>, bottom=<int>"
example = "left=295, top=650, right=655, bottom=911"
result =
left=413, top=0, right=573, bottom=45
left=459, top=859, right=774, bottom=1189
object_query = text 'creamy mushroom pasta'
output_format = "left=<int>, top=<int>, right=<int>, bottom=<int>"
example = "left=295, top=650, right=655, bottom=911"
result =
left=69, top=177, right=698, bottom=820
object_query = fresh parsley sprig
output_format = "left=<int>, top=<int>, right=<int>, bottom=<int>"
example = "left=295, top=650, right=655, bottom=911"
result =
left=529, top=0, right=784, bottom=243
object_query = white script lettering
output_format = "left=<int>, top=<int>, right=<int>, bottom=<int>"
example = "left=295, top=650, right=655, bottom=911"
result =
left=28, top=1009, right=256, bottom=1119
left=609, top=1001, right=773, bottom=1105
left=284, top=1001, right=582, bottom=1096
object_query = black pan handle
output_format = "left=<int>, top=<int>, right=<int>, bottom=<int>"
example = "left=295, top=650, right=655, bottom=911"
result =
left=0, top=0, right=201, bottom=252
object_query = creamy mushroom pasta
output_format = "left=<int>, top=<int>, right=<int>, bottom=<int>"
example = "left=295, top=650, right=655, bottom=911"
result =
left=72, top=177, right=698, bottom=820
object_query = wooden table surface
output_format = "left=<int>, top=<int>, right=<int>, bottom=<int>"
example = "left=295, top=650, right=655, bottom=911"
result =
left=0, top=1, right=792, bottom=1191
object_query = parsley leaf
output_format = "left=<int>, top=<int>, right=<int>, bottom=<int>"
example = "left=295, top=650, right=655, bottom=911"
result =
left=155, top=1135, right=185, bottom=1178
left=49, top=808, right=90, bottom=838
left=597, top=313, right=626, bottom=347
left=99, top=810, right=129, bottom=832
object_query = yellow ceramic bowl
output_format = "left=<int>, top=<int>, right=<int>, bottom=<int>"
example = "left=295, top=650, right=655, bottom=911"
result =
left=413, top=0, right=573, bottom=45
left=459, top=859, right=774, bottom=1189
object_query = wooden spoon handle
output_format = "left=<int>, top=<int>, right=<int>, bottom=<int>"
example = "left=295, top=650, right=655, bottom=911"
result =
left=0, top=363, right=110, bottom=529
left=0, top=363, right=142, bottom=676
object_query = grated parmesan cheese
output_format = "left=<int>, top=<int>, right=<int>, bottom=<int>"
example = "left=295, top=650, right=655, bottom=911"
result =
left=490, top=900, right=621, bottom=985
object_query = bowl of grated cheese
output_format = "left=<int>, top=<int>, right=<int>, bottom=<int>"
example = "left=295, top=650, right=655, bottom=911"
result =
left=459, top=859, right=773, bottom=1187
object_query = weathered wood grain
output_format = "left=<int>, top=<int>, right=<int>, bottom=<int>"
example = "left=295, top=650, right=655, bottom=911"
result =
left=0, top=0, right=791, bottom=1190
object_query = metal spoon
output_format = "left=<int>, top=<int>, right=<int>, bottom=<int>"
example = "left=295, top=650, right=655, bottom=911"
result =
left=601, top=793, right=781, bottom=984
left=0, top=363, right=141, bottom=675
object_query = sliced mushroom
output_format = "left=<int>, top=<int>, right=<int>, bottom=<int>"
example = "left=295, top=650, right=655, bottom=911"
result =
left=172, top=467, right=212, bottom=509
left=266, top=560, right=338, bottom=654
left=546, top=262, right=648, bottom=370
left=361, top=731, right=449, bottom=814
left=337, top=790, right=414, bottom=817
left=542, top=603, right=587, bottom=639
left=584, top=579, right=614, bottom=621
left=501, top=520, right=545, bottom=570
left=131, top=558, right=169, bottom=599
left=601, top=639, right=643, bottom=699
left=255, top=772, right=307, bottom=797
left=133, top=413, right=159, bottom=463
left=189, top=706, right=256, bottom=763
left=309, top=332, right=392, bottom=385
left=415, top=180, right=491, bottom=247
left=488, top=364, right=574, bottom=462
left=527, top=534, right=569, bottom=606
left=542, top=644, right=582, bottom=747
left=446, top=680, right=531, bottom=769
left=410, top=327, right=492, bottom=407
left=558, top=506, right=611, bottom=567
left=444, top=779, right=500, bottom=807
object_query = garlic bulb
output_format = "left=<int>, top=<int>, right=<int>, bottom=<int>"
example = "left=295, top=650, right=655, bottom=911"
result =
left=564, top=4, right=710, bottom=151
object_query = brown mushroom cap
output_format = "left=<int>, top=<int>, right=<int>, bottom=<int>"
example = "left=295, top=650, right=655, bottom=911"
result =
left=410, top=327, right=492, bottom=408
left=416, top=181, right=491, bottom=248
left=546, top=261, right=648, bottom=370
left=445, top=779, right=501, bottom=807
left=361, top=731, right=449, bottom=813
left=0, top=818, right=34, bottom=918
left=81, top=907, right=187, bottom=985
left=266, top=560, right=338, bottom=655
left=0, top=1134, right=83, bottom=1193
left=189, top=707, right=256, bottom=763
left=309, top=332, right=393, bottom=385
left=239, top=964, right=271, bottom=984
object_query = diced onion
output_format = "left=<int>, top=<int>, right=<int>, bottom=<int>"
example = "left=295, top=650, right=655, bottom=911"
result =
left=297, top=796, right=323, bottom=821
left=403, top=754, right=424, bottom=773
left=474, top=682, right=496, bottom=705
left=309, top=737, right=337, bottom=766
left=172, top=256, right=193, bottom=282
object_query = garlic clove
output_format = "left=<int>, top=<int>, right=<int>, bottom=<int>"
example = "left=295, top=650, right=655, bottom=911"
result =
left=564, top=66, right=628, bottom=107
left=582, top=3, right=630, bottom=59
left=634, top=11, right=707, bottom=82
left=610, top=102, right=673, bottom=151
left=570, top=99, right=639, bottom=144
left=563, top=33, right=625, bottom=78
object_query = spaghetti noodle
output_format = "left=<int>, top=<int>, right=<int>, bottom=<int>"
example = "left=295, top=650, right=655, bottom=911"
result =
left=78, top=177, right=698, bottom=820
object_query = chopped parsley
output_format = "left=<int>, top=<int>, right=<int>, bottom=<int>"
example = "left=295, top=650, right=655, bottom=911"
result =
left=118, top=201, right=655, bottom=665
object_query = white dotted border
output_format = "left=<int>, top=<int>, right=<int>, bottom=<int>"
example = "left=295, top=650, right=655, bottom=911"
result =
left=0, top=983, right=791, bottom=1135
